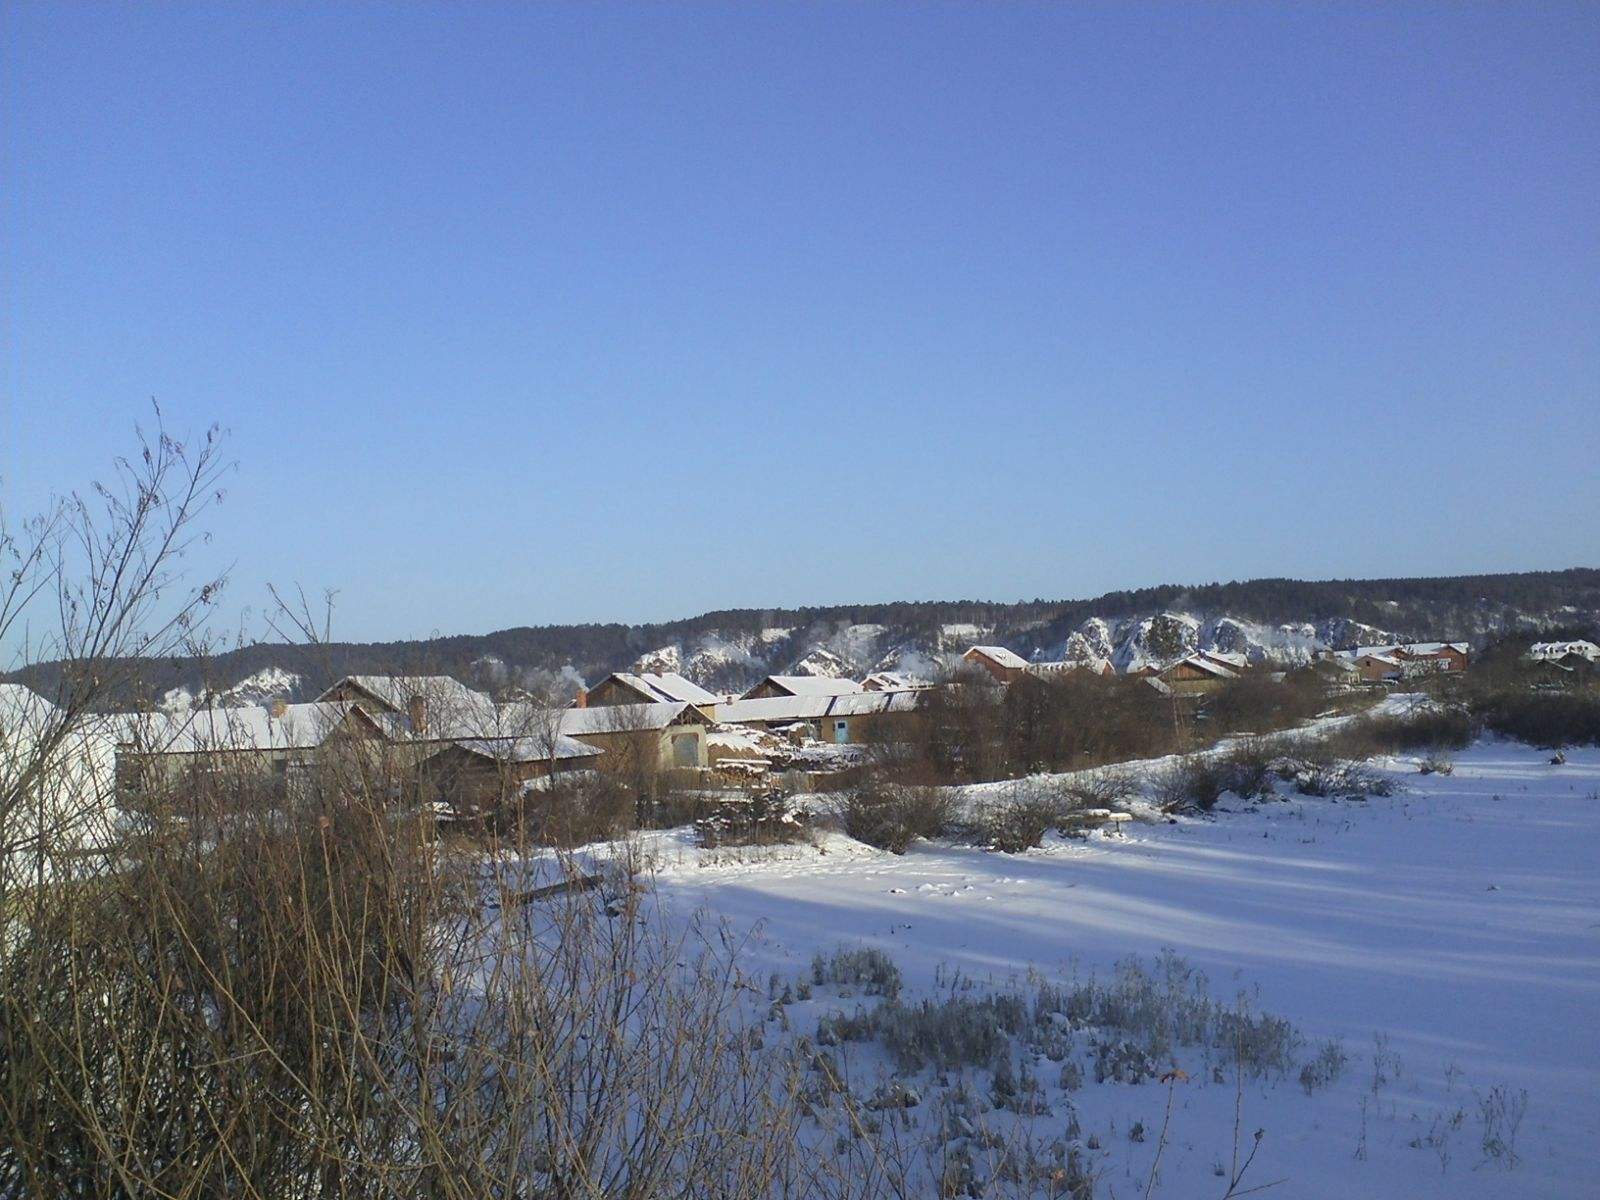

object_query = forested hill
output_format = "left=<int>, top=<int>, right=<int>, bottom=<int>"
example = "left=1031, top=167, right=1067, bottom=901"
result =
left=9, top=568, right=1599, bottom=707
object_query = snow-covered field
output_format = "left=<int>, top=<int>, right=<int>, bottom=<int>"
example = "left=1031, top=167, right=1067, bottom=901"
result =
left=627, top=740, right=1600, bottom=1198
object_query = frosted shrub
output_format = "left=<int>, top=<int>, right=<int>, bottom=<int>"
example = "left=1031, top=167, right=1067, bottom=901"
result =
left=1214, top=1006, right=1299, bottom=1077
left=812, top=944, right=904, bottom=999
left=694, top=790, right=809, bottom=848
left=878, top=993, right=1029, bottom=1072
left=1292, top=748, right=1394, bottom=799
left=1476, top=1084, right=1529, bottom=1169
left=1298, top=1038, right=1348, bottom=1094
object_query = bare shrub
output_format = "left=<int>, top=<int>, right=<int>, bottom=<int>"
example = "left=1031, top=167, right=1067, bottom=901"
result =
left=1217, top=738, right=1278, bottom=799
left=1326, top=706, right=1476, bottom=759
left=1153, top=755, right=1229, bottom=813
left=1473, top=689, right=1600, bottom=749
left=842, top=776, right=952, bottom=853
left=525, top=768, right=634, bottom=846
left=1060, top=768, right=1139, bottom=810
left=977, top=778, right=1071, bottom=852
left=809, top=951, right=1306, bottom=1086
left=1476, top=1083, right=1529, bottom=1169
left=811, top=944, right=904, bottom=1000
left=1298, top=1038, right=1348, bottom=1094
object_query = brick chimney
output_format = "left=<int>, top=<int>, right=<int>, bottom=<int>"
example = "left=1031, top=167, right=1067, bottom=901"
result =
left=574, top=689, right=588, bottom=709
left=269, top=698, right=287, bottom=719
left=407, top=693, right=428, bottom=735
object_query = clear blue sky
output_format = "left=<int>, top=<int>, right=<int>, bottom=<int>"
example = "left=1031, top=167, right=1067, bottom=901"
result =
left=3, top=3, right=1596, bottom=642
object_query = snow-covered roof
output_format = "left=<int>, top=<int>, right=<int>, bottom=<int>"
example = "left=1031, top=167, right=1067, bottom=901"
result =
left=556, top=701, right=704, bottom=736
left=746, top=675, right=864, bottom=698
left=862, top=671, right=913, bottom=691
left=0, top=683, right=61, bottom=739
left=1528, top=640, right=1600, bottom=662
left=1339, top=645, right=1400, bottom=660
left=1162, top=654, right=1239, bottom=680
left=445, top=734, right=602, bottom=763
left=1026, top=657, right=1114, bottom=677
left=117, top=701, right=365, bottom=754
left=1338, top=642, right=1468, bottom=662
left=319, top=674, right=496, bottom=721
left=603, top=671, right=720, bottom=706
left=965, top=645, right=1029, bottom=669
left=1198, top=650, right=1249, bottom=670
left=714, top=690, right=921, bottom=725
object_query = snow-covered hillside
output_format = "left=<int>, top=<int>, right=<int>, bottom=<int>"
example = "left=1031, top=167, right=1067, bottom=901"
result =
left=620, top=610, right=1398, bottom=689
left=160, top=666, right=301, bottom=712
left=1046, top=612, right=1398, bottom=673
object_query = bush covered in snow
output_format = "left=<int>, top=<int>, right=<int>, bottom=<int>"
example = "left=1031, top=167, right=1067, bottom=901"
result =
left=693, top=790, right=809, bottom=849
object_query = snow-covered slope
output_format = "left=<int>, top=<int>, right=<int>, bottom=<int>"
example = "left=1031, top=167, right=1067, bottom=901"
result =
left=160, top=667, right=301, bottom=712
left=1041, top=612, right=1399, bottom=673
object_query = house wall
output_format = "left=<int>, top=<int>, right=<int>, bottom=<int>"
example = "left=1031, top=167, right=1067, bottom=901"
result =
left=1355, top=657, right=1398, bottom=682
left=1406, top=647, right=1469, bottom=672
left=820, top=709, right=917, bottom=745
left=961, top=652, right=1023, bottom=685
left=568, top=724, right=706, bottom=770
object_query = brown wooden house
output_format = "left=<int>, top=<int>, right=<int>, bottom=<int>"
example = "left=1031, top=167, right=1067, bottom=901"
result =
left=960, top=645, right=1029, bottom=684
left=414, top=734, right=602, bottom=826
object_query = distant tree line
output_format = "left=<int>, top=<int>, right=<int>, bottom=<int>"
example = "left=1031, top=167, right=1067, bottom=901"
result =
left=6, top=568, right=1596, bottom=709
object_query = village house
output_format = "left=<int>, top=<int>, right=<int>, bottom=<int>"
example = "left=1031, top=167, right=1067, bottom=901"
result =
left=1334, top=642, right=1470, bottom=681
left=960, top=645, right=1030, bottom=684
left=1529, top=640, right=1600, bottom=665
left=862, top=670, right=918, bottom=691
left=713, top=688, right=923, bottom=745
left=1350, top=652, right=1404, bottom=683
left=413, top=734, right=603, bottom=826
left=112, top=700, right=394, bottom=803
left=1156, top=653, right=1241, bottom=695
left=317, top=674, right=498, bottom=737
left=547, top=700, right=710, bottom=770
left=1391, top=642, right=1471, bottom=673
left=1194, top=649, right=1250, bottom=674
left=3, top=683, right=125, bottom=874
left=741, top=674, right=864, bottom=700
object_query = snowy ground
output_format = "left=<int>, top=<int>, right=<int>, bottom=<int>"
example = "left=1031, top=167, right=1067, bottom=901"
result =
left=625, top=739, right=1600, bottom=1198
